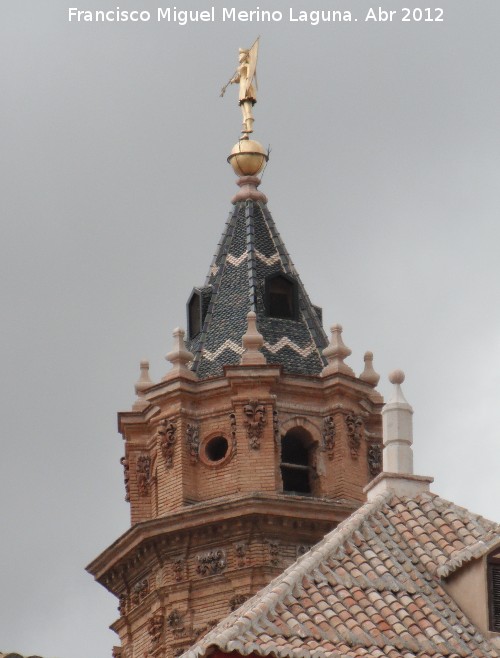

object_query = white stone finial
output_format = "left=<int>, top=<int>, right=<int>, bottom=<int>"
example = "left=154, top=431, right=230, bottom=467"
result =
left=321, top=324, right=355, bottom=377
left=163, top=328, right=197, bottom=381
left=240, top=311, right=266, bottom=365
left=365, top=370, right=433, bottom=500
left=382, top=369, right=414, bottom=474
left=132, top=360, right=153, bottom=411
left=359, top=351, right=380, bottom=386
left=389, top=369, right=405, bottom=385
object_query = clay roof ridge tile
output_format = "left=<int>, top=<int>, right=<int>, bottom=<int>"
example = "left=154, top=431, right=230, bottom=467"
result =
left=436, top=535, right=500, bottom=578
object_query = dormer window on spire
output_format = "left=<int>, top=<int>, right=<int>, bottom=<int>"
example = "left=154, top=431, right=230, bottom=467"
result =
left=266, top=273, right=298, bottom=320
left=187, top=287, right=211, bottom=340
left=188, top=291, right=202, bottom=338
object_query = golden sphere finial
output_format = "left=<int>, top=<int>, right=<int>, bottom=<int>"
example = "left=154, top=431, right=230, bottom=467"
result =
left=228, top=138, right=268, bottom=177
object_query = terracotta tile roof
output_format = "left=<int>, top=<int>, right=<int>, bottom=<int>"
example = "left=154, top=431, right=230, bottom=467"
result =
left=183, top=490, right=500, bottom=658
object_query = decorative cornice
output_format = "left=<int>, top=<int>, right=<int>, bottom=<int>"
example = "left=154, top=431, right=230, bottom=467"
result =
left=87, top=493, right=357, bottom=585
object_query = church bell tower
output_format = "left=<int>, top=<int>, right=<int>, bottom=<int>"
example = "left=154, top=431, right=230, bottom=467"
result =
left=87, top=41, right=384, bottom=658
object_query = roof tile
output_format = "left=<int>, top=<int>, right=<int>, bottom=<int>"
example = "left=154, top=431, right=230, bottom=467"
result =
left=182, top=491, right=500, bottom=658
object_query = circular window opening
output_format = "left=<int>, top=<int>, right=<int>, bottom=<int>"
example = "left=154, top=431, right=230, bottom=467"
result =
left=205, top=436, right=229, bottom=463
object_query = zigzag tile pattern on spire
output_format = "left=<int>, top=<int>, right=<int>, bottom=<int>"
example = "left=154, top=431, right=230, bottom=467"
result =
left=187, top=199, right=328, bottom=379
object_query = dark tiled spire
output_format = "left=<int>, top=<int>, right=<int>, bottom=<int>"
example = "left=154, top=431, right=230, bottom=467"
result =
left=186, top=182, right=328, bottom=379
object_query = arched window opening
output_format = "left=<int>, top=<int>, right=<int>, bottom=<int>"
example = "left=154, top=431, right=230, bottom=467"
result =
left=267, top=274, right=297, bottom=320
left=488, top=550, right=500, bottom=631
left=280, top=428, right=313, bottom=494
left=188, top=292, right=201, bottom=338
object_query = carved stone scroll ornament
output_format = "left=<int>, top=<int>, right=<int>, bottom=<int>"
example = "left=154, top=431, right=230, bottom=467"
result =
left=192, top=618, right=220, bottom=643
left=131, top=578, right=149, bottom=607
left=322, top=416, right=336, bottom=460
left=172, top=557, right=185, bottom=582
left=118, top=593, right=127, bottom=617
left=229, top=412, right=237, bottom=455
left=206, top=619, right=220, bottom=630
left=367, top=443, right=383, bottom=476
left=167, top=609, right=184, bottom=630
left=273, top=410, right=280, bottom=447
left=296, top=544, right=313, bottom=558
left=155, top=567, right=164, bottom=589
left=136, top=454, right=152, bottom=496
left=229, top=594, right=248, bottom=611
left=157, top=419, right=177, bottom=468
left=148, top=613, right=164, bottom=649
left=266, top=540, right=280, bottom=567
left=196, top=549, right=227, bottom=576
left=186, top=423, right=200, bottom=464
left=234, top=542, right=248, bottom=567
left=120, top=456, right=130, bottom=502
left=112, top=647, right=123, bottom=658
left=345, top=414, right=364, bottom=459
left=243, top=401, right=266, bottom=449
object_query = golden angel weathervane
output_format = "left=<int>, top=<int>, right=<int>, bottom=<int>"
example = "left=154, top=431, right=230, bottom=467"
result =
left=221, top=37, right=260, bottom=137
left=223, top=38, right=268, bottom=180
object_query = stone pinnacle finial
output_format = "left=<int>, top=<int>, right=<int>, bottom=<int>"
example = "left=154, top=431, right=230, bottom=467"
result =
left=163, top=328, right=197, bottom=382
left=240, top=311, right=267, bottom=365
left=132, top=360, right=153, bottom=411
left=389, top=369, right=405, bottom=385
left=359, top=351, right=380, bottom=386
left=382, top=370, right=414, bottom=474
left=321, top=324, right=355, bottom=377
left=366, top=370, right=433, bottom=500
left=231, top=175, right=268, bottom=204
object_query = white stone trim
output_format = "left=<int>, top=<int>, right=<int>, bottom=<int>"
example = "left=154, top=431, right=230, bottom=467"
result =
left=263, top=338, right=316, bottom=357
left=226, top=252, right=247, bottom=267
left=225, top=250, right=281, bottom=268
left=202, top=340, right=245, bottom=362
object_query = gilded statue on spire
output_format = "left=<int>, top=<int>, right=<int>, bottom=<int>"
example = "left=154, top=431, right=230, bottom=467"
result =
left=221, top=38, right=259, bottom=137
left=223, top=38, right=268, bottom=179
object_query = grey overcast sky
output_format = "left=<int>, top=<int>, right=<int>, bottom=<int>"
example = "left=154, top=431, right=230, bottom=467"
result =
left=0, top=1, right=499, bottom=656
